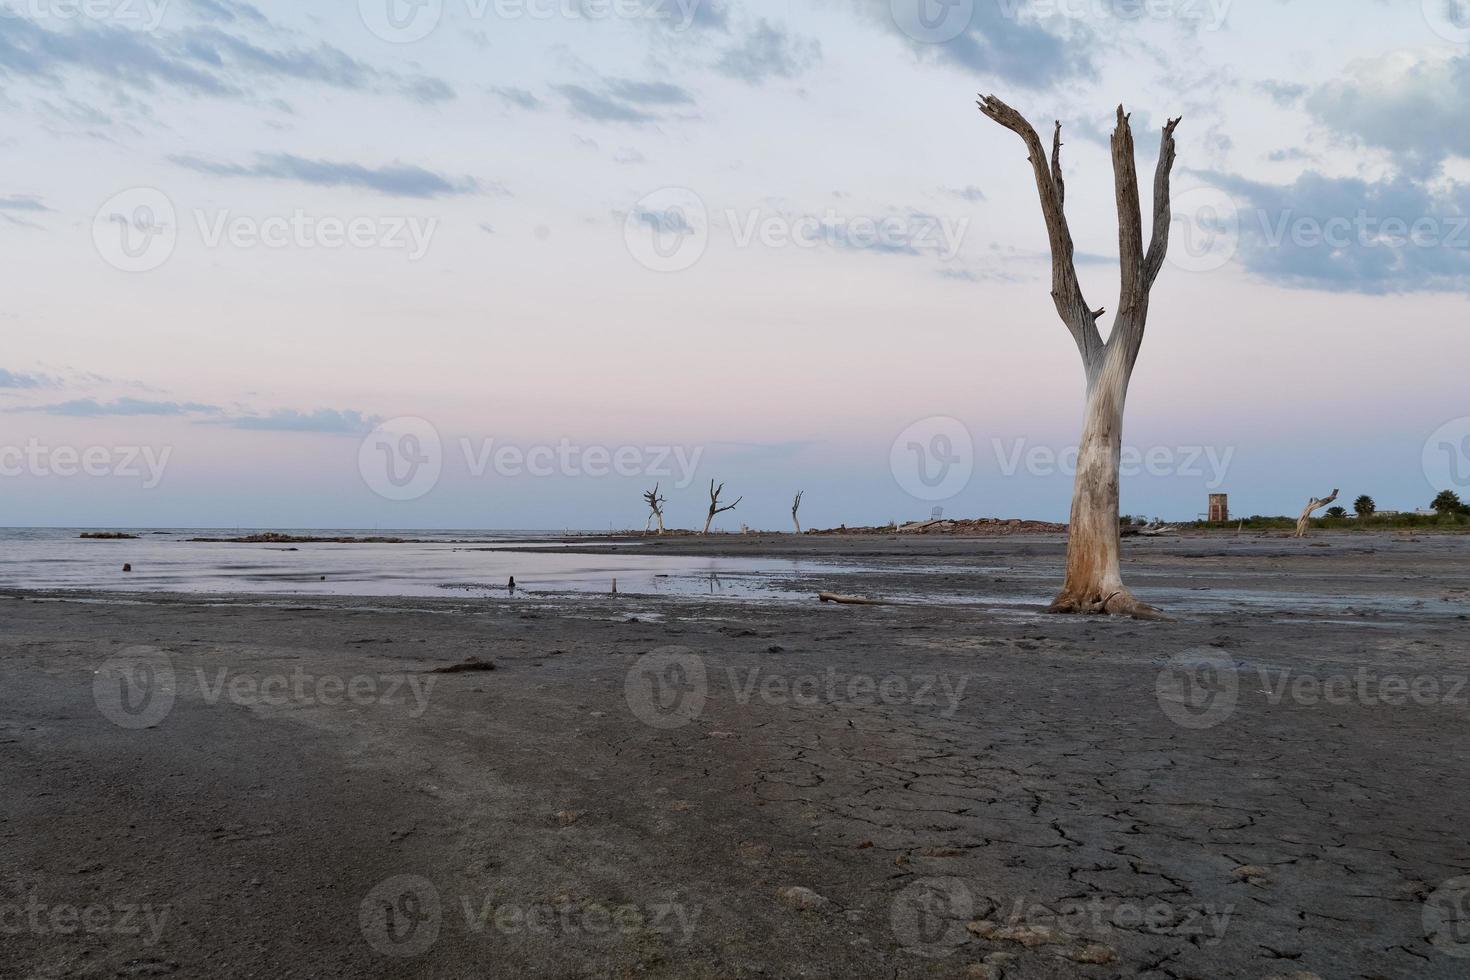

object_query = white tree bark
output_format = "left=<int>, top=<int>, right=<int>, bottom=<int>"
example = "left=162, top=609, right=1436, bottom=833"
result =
left=979, top=98, right=1180, bottom=620
left=642, top=484, right=666, bottom=536
left=792, top=490, right=804, bottom=535
left=1294, top=489, right=1339, bottom=538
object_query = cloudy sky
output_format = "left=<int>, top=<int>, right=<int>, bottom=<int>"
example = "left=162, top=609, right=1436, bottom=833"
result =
left=2, top=0, right=1469, bottom=529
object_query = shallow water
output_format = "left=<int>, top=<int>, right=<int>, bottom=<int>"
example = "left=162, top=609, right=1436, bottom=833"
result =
left=0, top=528, right=850, bottom=600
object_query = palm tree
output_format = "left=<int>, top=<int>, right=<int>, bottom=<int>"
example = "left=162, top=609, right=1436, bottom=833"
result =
left=1325, top=506, right=1347, bottom=518
left=1353, top=495, right=1376, bottom=517
left=1431, top=490, right=1467, bottom=516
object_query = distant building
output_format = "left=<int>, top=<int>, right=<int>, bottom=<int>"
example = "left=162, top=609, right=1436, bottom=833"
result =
left=1208, top=493, right=1229, bottom=522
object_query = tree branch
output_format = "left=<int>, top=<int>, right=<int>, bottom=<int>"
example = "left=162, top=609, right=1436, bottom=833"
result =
left=1112, top=106, right=1144, bottom=318
left=977, top=94, right=1103, bottom=368
left=1106, top=112, right=1182, bottom=373
left=1051, top=120, right=1065, bottom=210
left=1142, top=116, right=1182, bottom=290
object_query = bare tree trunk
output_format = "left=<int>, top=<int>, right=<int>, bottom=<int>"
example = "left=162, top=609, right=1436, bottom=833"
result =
left=643, top=484, right=666, bottom=536
left=792, top=490, right=803, bottom=535
left=1052, top=367, right=1125, bottom=611
left=703, top=480, right=741, bottom=535
left=1294, top=489, right=1338, bottom=538
left=979, top=97, right=1179, bottom=620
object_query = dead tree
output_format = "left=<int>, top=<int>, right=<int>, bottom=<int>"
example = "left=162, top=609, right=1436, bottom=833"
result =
left=979, top=95, right=1180, bottom=620
left=1294, top=489, right=1338, bottom=538
left=792, top=490, right=804, bottom=534
left=702, top=480, right=741, bottom=535
left=642, top=483, right=666, bottom=535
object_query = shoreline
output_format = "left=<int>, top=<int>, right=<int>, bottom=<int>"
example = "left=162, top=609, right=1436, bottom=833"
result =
left=3, top=534, right=1468, bottom=977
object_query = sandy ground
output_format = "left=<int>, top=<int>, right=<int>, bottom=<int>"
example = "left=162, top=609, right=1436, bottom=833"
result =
left=2, top=531, right=1469, bottom=979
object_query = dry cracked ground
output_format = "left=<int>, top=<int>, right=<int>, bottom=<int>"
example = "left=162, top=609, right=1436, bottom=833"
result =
left=1, top=532, right=1468, bottom=978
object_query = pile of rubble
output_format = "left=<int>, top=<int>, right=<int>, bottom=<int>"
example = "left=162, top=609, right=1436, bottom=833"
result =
left=811, top=518, right=1068, bottom=536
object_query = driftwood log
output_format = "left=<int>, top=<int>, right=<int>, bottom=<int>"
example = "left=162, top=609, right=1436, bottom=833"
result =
left=1295, top=489, right=1339, bottom=538
left=818, top=592, right=892, bottom=606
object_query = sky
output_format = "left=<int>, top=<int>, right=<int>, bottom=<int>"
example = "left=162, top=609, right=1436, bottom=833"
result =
left=2, top=0, right=1469, bottom=529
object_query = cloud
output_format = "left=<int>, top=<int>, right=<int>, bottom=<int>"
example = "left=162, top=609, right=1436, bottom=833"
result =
left=0, top=368, right=53, bottom=389
left=219, top=408, right=379, bottom=434
left=942, top=185, right=986, bottom=203
left=190, top=0, right=271, bottom=26
left=10, top=397, right=221, bottom=417
left=180, top=27, right=453, bottom=103
left=1303, top=49, right=1470, bottom=176
left=1266, top=148, right=1313, bottom=163
left=1257, top=79, right=1306, bottom=106
left=630, top=206, right=694, bottom=236
left=876, top=0, right=1093, bottom=88
left=552, top=76, right=694, bottom=124
left=605, top=78, right=694, bottom=105
left=774, top=210, right=969, bottom=260
left=715, top=21, right=821, bottom=84
left=171, top=153, right=482, bottom=197
left=402, top=75, right=455, bottom=104
left=651, top=0, right=729, bottom=32
left=9, top=395, right=381, bottom=434
left=0, top=194, right=52, bottom=212
left=0, top=17, right=230, bottom=95
left=554, top=84, right=656, bottom=123
left=494, top=86, right=543, bottom=110
left=1202, top=169, right=1470, bottom=294
left=938, top=266, right=1023, bottom=284
left=0, top=16, right=453, bottom=110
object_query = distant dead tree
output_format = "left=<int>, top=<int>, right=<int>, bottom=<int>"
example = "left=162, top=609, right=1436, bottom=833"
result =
left=1294, top=489, right=1338, bottom=538
left=979, top=95, right=1180, bottom=620
left=642, top=483, right=666, bottom=535
left=702, top=480, right=741, bottom=535
left=791, top=490, right=804, bottom=534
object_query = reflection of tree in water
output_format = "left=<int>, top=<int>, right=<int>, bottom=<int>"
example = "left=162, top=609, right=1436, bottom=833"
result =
left=707, top=572, right=724, bottom=595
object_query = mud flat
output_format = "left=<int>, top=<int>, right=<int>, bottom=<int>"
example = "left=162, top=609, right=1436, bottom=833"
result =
left=1, top=532, right=1468, bottom=978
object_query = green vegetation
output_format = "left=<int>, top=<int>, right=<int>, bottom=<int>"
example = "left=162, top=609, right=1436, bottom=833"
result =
left=1431, top=490, right=1470, bottom=516
left=1190, top=490, right=1470, bottom=532
left=1194, top=511, right=1469, bottom=532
